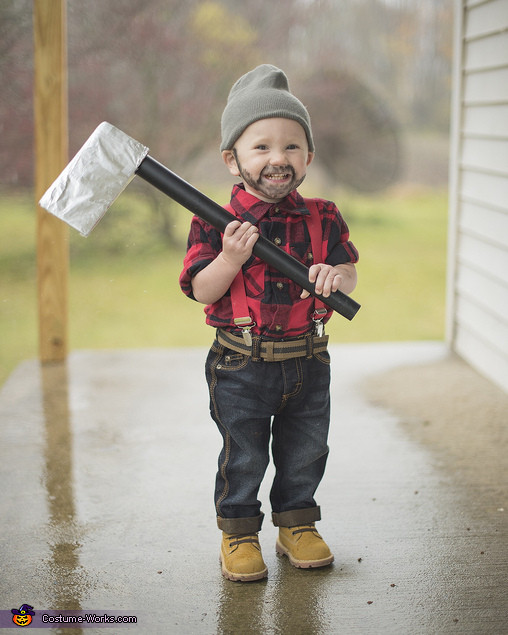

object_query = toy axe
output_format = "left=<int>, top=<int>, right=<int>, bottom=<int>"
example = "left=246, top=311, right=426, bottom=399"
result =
left=40, top=122, right=360, bottom=320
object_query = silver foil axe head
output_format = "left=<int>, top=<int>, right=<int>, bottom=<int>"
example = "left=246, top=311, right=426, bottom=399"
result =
left=39, top=122, right=149, bottom=236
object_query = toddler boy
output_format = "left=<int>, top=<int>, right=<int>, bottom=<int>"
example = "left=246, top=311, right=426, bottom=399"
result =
left=179, top=64, right=358, bottom=581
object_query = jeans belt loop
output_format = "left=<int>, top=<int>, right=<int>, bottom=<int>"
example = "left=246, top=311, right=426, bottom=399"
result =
left=251, top=336, right=262, bottom=362
left=305, top=332, right=314, bottom=359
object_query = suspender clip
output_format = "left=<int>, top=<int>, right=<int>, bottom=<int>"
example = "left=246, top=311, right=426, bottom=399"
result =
left=234, top=317, right=256, bottom=347
left=312, top=308, right=327, bottom=337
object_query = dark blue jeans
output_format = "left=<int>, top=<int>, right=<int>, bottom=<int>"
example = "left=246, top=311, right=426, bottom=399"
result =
left=205, top=336, right=331, bottom=534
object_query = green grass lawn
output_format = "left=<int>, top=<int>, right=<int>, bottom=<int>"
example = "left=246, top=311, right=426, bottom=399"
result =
left=0, top=184, right=448, bottom=386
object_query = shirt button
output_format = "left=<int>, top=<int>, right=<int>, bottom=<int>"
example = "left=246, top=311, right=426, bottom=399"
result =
left=276, top=282, right=284, bottom=290
left=307, top=252, right=313, bottom=261
left=273, top=206, right=280, bottom=214
left=275, top=324, right=283, bottom=332
left=274, top=237, right=282, bottom=246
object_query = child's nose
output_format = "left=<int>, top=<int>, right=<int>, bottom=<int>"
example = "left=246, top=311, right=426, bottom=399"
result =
left=269, top=149, right=287, bottom=165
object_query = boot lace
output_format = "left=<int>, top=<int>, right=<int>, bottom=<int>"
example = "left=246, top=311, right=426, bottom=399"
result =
left=291, top=524, right=321, bottom=538
left=228, top=533, right=260, bottom=548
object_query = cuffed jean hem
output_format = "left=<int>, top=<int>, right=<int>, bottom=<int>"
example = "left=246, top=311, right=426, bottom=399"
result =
left=271, top=506, right=321, bottom=527
left=217, top=513, right=265, bottom=534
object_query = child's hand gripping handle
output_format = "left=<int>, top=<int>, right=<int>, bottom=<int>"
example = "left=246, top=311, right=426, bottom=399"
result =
left=136, top=156, right=361, bottom=321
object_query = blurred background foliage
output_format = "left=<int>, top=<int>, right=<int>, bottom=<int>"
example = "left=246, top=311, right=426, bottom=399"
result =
left=1, top=0, right=453, bottom=194
left=0, top=0, right=453, bottom=383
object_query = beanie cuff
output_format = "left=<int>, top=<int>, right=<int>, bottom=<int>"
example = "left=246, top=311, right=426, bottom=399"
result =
left=220, top=65, right=314, bottom=152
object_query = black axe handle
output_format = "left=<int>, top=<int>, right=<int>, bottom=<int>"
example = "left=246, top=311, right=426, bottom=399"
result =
left=136, top=155, right=360, bottom=321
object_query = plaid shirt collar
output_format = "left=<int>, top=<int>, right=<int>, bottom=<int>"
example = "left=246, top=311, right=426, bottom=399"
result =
left=228, top=183, right=310, bottom=224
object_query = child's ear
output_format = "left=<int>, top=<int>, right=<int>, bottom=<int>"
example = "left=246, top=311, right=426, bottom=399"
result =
left=222, top=150, right=241, bottom=177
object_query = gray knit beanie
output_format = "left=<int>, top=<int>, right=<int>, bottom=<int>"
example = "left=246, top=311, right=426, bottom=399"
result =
left=220, top=64, right=314, bottom=152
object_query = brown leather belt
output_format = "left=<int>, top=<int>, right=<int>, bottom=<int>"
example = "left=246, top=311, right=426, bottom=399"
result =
left=217, top=329, right=328, bottom=362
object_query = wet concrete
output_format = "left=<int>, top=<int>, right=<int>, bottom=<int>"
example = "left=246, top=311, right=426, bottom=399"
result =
left=0, top=342, right=506, bottom=634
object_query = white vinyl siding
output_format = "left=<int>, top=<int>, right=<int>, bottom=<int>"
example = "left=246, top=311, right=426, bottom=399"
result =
left=448, top=0, right=508, bottom=392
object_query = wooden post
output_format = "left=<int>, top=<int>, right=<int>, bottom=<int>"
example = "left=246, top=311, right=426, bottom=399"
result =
left=34, top=0, right=69, bottom=362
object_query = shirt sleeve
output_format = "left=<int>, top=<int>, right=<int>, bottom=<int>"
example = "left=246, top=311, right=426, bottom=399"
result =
left=179, top=216, right=222, bottom=300
left=321, top=200, right=359, bottom=266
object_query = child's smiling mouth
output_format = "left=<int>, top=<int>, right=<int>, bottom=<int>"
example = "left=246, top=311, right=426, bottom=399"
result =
left=233, top=157, right=307, bottom=202
left=264, top=171, right=292, bottom=181
left=266, top=175, right=289, bottom=181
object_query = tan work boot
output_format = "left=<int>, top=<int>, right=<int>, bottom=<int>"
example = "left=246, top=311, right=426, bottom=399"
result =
left=276, top=524, right=334, bottom=568
left=220, top=532, right=268, bottom=582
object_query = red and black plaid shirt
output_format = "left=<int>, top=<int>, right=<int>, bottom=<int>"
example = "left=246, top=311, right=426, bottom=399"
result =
left=179, top=184, right=358, bottom=339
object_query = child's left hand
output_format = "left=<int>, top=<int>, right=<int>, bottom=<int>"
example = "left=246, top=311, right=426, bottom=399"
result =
left=301, top=263, right=344, bottom=299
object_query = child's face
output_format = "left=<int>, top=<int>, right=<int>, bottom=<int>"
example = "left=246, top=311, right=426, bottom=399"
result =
left=222, top=118, right=314, bottom=203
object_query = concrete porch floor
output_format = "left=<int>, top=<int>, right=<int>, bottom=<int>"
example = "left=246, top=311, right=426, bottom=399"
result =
left=0, top=342, right=506, bottom=634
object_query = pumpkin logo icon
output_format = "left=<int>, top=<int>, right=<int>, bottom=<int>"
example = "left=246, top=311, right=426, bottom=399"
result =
left=11, top=604, right=35, bottom=627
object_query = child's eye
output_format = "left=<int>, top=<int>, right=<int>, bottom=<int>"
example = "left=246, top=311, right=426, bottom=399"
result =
left=255, top=145, right=268, bottom=151
left=287, top=144, right=299, bottom=150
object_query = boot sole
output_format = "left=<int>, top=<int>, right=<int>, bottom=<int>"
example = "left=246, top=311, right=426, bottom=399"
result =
left=275, top=538, right=334, bottom=569
left=220, top=555, right=268, bottom=582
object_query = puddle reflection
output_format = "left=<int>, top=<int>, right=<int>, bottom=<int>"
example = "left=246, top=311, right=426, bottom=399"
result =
left=216, top=555, right=334, bottom=634
left=217, top=576, right=268, bottom=634
left=270, top=558, right=333, bottom=633
left=41, top=361, right=85, bottom=632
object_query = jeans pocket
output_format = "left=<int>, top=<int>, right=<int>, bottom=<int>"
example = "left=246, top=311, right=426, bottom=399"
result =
left=216, top=348, right=249, bottom=371
left=313, top=349, right=331, bottom=366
